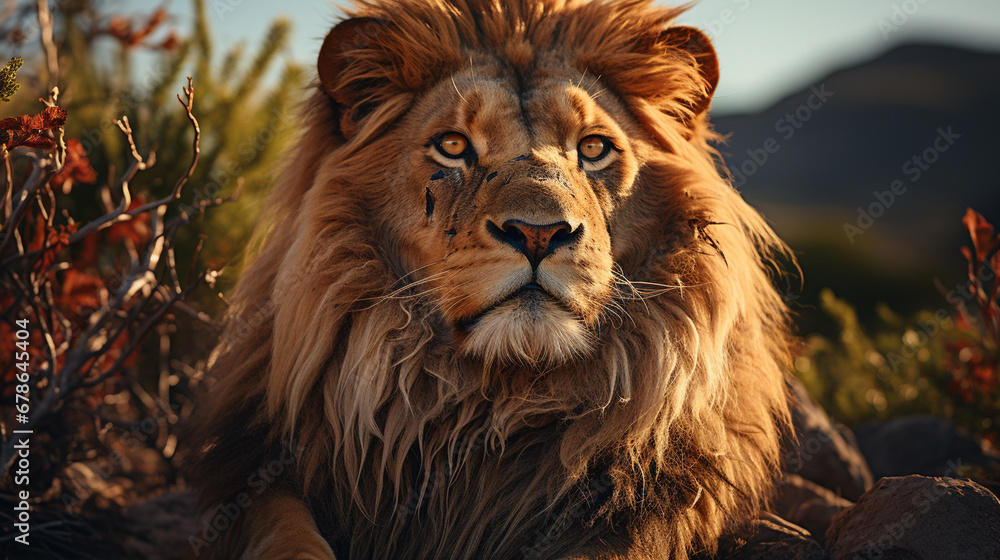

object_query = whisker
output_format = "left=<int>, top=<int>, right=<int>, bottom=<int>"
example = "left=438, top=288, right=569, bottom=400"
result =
left=452, top=75, right=469, bottom=105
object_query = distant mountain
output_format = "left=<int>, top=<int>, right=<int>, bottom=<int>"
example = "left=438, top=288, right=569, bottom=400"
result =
left=713, top=43, right=1000, bottom=273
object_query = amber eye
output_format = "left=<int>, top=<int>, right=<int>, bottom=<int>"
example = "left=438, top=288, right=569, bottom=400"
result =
left=436, top=132, right=470, bottom=158
left=578, top=135, right=611, bottom=161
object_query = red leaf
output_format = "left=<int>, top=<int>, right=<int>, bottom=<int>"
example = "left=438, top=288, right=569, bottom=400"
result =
left=158, top=31, right=181, bottom=51
left=50, top=138, right=98, bottom=193
left=107, top=17, right=132, bottom=41
left=27, top=106, right=68, bottom=130
left=962, top=208, right=999, bottom=264
left=18, top=132, right=56, bottom=148
left=0, top=106, right=67, bottom=150
left=57, top=269, right=105, bottom=314
left=105, top=7, right=169, bottom=48
left=106, top=195, right=152, bottom=246
left=0, top=116, right=23, bottom=130
left=33, top=221, right=79, bottom=273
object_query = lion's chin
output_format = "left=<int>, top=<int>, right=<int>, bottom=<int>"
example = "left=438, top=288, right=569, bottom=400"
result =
left=459, top=292, right=592, bottom=367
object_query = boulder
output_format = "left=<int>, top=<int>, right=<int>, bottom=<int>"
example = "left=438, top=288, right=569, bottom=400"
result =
left=772, top=473, right=854, bottom=541
left=854, top=416, right=997, bottom=480
left=785, top=378, right=874, bottom=501
left=826, top=475, right=1000, bottom=560
left=715, top=512, right=828, bottom=560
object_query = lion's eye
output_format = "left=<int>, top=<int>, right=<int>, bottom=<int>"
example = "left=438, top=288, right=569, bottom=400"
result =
left=578, top=135, right=611, bottom=162
left=435, top=132, right=471, bottom=159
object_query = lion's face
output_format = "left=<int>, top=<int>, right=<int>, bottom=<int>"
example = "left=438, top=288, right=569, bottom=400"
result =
left=308, top=13, right=724, bottom=370
left=372, top=57, right=654, bottom=366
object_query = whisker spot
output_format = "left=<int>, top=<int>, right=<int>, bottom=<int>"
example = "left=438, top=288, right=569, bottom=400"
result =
left=425, top=187, right=435, bottom=219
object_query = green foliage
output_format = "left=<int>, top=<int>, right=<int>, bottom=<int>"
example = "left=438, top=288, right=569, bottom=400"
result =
left=798, top=210, right=999, bottom=446
left=55, top=0, right=306, bottom=297
left=0, top=56, right=22, bottom=102
left=796, top=289, right=955, bottom=425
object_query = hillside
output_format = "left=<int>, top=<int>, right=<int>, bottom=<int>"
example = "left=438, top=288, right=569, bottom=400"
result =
left=713, top=43, right=1000, bottom=314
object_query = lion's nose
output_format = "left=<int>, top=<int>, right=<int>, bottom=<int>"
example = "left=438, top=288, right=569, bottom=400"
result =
left=487, top=219, right=581, bottom=269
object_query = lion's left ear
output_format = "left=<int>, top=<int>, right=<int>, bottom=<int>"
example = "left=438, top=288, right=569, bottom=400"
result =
left=659, top=26, right=719, bottom=118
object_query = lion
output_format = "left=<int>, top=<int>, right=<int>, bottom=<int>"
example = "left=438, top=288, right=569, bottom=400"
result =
left=187, top=1, right=795, bottom=559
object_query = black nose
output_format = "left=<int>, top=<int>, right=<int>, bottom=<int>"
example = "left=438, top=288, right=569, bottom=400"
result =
left=487, top=219, right=581, bottom=268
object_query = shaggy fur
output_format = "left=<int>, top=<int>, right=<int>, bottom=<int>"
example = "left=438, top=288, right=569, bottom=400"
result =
left=187, top=1, right=795, bottom=559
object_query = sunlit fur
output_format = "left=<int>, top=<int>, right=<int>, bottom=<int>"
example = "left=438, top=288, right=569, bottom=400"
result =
left=189, top=1, right=795, bottom=559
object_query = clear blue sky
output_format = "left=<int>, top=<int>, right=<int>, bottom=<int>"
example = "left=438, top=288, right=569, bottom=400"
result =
left=149, top=0, right=1000, bottom=114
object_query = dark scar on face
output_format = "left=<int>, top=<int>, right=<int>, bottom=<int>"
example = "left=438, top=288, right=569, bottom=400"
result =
left=425, top=188, right=435, bottom=218
left=486, top=171, right=498, bottom=182
left=510, top=154, right=528, bottom=162
left=431, top=170, right=445, bottom=180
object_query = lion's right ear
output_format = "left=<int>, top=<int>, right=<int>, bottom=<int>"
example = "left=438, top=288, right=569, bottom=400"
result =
left=317, top=17, right=397, bottom=137
left=318, top=16, right=459, bottom=138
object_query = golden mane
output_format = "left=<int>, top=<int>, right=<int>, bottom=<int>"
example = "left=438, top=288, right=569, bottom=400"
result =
left=188, top=1, right=795, bottom=559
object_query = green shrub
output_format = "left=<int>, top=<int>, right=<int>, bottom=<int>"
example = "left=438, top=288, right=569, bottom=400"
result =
left=798, top=209, right=999, bottom=448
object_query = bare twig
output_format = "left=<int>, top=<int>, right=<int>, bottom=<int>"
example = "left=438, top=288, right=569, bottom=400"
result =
left=36, top=0, right=59, bottom=88
left=0, top=87, right=65, bottom=257
left=69, top=77, right=199, bottom=244
left=0, top=78, right=215, bottom=480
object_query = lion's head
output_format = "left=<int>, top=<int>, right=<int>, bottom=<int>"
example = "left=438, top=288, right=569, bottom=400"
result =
left=192, top=1, right=795, bottom=559
left=309, top=7, right=726, bottom=370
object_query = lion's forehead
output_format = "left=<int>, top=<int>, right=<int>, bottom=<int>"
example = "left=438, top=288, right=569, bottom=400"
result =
left=417, top=61, right=630, bottom=165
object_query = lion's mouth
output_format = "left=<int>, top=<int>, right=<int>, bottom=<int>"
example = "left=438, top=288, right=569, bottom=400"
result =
left=454, top=281, right=554, bottom=331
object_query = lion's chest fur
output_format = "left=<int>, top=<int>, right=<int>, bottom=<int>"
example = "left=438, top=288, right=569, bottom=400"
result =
left=308, top=424, right=646, bottom=560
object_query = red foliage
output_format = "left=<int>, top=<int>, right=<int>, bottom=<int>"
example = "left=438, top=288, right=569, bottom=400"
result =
left=1, top=216, right=138, bottom=397
left=0, top=106, right=67, bottom=150
left=27, top=216, right=79, bottom=273
left=56, top=269, right=105, bottom=315
left=106, top=8, right=171, bottom=48
left=963, top=208, right=1000, bottom=266
left=105, top=195, right=152, bottom=247
left=942, top=208, right=1000, bottom=445
left=50, top=139, right=98, bottom=193
left=158, top=31, right=182, bottom=52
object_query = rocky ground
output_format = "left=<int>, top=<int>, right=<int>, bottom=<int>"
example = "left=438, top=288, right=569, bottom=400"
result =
left=100, top=378, right=1000, bottom=560
left=719, top=379, right=1000, bottom=560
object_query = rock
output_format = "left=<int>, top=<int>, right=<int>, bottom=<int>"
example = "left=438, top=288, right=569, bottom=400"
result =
left=785, top=377, right=874, bottom=501
left=772, top=473, right=854, bottom=541
left=826, top=475, right=1000, bottom=560
left=715, top=512, right=828, bottom=560
left=854, top=416, right=998, bottom=480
